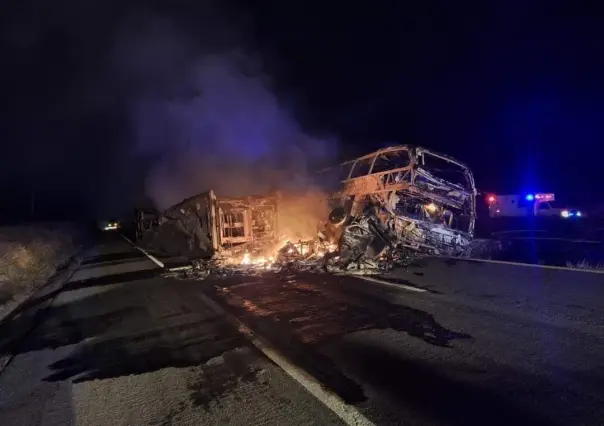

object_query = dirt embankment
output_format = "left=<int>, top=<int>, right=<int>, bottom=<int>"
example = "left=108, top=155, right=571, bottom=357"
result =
left=0, top=223, right=85, bottom=317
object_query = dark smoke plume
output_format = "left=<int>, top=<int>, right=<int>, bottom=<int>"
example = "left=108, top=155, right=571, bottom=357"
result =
left=109, top=17, right=339, bottom=210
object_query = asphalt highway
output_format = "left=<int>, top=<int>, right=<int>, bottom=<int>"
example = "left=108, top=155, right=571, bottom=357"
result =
left=1, top=233, right=603, bottom=425
left=0, top=235, right=342, bottom=426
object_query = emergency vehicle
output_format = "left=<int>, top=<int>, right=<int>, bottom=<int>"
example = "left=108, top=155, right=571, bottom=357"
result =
left=486, top=193, right=585, bottom=218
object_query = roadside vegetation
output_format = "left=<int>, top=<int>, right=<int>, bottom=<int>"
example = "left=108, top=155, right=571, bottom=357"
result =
left=0, top=223, right=84, bottom=317
left=566, top=259, right=604, bottom=271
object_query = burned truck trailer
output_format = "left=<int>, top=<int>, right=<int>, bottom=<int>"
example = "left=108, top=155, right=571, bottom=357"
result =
left=317, top=145, right=477, bottom=256
left=136, top=191, right=280, bottom=258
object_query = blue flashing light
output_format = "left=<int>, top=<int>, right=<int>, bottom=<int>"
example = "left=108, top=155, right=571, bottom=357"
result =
left=525, top=194, right=534, bottom=201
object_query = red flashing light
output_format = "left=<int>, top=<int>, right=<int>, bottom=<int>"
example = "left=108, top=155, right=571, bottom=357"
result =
left=487, top=195, right=496, bottom=203
left=535, top=193, right=554, bottom=201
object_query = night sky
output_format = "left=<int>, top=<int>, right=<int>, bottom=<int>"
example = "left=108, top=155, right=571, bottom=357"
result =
left=1, top=1, right=603, bottom=220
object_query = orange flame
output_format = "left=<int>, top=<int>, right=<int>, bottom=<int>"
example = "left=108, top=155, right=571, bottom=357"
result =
left=235, top=237, right=337, bottom=266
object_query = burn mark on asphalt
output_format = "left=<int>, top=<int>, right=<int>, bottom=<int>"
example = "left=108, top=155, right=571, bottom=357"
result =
left=205, top=273, right=472, bottom=405
left=14, top=281, right=252, bottom=383
left=218, top=275, right=470, bottom=347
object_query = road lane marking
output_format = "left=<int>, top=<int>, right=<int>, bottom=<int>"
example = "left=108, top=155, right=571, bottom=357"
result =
left=167, top=265, right=192, bottom=272
left=341, top=273, right=427, bottom=293
left=197, top=292, right=376, bottom=426
left=445, top=257, right=604, bottom=274
left=121, top=235, right=165, bottom=268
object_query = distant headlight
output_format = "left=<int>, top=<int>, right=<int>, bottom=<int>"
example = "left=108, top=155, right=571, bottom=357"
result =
left=561, top=210, right=570, bottom=218
left=576, top=211, right=582, bottom=217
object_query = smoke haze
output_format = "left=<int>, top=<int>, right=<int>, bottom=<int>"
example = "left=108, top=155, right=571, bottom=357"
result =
left=277, top=189, right=331, bottom=241
left=109, top=17, right=339, bottom=211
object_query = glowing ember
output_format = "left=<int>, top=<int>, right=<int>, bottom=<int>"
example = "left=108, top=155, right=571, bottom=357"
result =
left=239, top=252, right=273, bottom=266
left=233, top=237, right=338, bottom=266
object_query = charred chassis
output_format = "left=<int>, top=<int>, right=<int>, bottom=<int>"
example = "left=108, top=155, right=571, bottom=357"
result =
left=319, top=145, right=477, bottom=257
left=136, top=191, right=279, bottom=258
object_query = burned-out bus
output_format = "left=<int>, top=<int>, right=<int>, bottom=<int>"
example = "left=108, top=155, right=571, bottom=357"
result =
left=316, top=145, right=477, bottom=256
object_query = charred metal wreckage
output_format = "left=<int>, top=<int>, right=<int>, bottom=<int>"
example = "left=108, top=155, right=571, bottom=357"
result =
left=136, top=190, right=337, bottom=277
left=318, top=145, right=477, bottom=265
left=137, top=145, right=477, bottom=277
left=136, top=191, right=280, bottom=259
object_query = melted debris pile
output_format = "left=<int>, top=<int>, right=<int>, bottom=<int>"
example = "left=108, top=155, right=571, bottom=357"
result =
left=160, top=199, right=503, bottom=282
left=162, top=211, right=424, bottom=281
left=162, top=240, right=338, bottom=280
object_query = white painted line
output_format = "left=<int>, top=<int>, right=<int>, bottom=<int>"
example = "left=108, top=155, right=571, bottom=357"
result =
left=167, top=265, right=192, bottom=272
left=342, top=274, right=427, bottom=293
left=449, top=257, right=604, bottom=274
left=121, top=234, right=165, bottom=268
left=197, top=292, right=376, bottom=426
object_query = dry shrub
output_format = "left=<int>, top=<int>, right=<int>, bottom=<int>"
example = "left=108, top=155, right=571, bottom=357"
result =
left=0, top=223, right=81, bottom=306
left=566, top=259, right=604, bottom=270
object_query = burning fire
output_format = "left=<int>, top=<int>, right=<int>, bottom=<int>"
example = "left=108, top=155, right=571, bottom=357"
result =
left=240, top=252, right=274, bottom=266
left=237, top=239, right=337, bottom=266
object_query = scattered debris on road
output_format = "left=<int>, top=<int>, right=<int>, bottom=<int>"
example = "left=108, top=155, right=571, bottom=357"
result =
left=162, top=232, right=425, bottom=281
